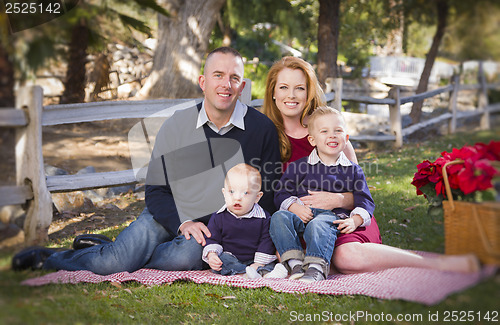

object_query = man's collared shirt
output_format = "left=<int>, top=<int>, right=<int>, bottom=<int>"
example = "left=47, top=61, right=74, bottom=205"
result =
left=196, top=100, right=247, bottom=135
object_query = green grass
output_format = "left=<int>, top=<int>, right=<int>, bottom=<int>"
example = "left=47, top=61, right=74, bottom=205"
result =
left=1, top=129, right=499, bottom=324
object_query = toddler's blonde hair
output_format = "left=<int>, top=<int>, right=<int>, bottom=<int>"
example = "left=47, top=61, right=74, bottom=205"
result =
left=225, top=163, right=262, bottom=192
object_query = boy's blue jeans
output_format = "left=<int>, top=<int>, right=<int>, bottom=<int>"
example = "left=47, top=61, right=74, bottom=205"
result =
left=269, top=208, right=339, bottom=275
left=44, top=208, right=206, bottom=275
left=216, top=252, right=275, bottom=276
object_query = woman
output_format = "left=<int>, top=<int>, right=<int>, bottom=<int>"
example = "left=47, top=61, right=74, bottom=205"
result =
left=263, top=56, right=479, bottom=274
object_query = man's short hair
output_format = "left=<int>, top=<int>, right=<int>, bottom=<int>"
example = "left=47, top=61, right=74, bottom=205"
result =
left=207, top=47, right=243, bottom=60
left=203, top=47, right=243, bottom=75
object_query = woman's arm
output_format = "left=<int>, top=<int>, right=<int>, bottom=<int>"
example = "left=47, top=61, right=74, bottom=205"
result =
left=343, top=140, right=358, bottom=164
left=299, top=191, right=354, bottom=211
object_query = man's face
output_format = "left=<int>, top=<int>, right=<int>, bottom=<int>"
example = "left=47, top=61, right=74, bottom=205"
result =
left=199, top=52, right=246, bottom=115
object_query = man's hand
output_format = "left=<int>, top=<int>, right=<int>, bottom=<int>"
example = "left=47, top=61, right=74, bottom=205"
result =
left=289, top=203, right=313, bottom=224
left=207, top=252, right=222, bottom=271
left=179, top=221, right=211, bottom=246
left=300, top=190, right=354, bottom=210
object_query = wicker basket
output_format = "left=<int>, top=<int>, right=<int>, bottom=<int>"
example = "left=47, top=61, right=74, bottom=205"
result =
left=442, top=160, right=500, bottom=265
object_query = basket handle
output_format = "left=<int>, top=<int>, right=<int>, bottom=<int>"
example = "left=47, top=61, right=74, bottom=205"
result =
left=442, top=160, right=464, bottom=211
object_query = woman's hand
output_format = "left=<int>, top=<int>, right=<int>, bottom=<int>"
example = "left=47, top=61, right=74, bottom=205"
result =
left=300, top=190, right=354, bottom=210
left=289, top=203, right=313, bottom=224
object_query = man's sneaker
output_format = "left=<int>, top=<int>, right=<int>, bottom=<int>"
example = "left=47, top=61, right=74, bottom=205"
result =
left=289, top=264, right=305, bottom=280
left=299, top=267, right=325, bottom=283
left=263, top=263, right=288, bottom=279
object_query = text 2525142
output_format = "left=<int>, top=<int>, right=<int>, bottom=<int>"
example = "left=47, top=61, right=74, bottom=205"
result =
left=5, top=1, right=62, bottom=14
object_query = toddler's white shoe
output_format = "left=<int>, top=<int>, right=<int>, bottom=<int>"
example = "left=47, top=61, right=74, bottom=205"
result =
left=245, top=266, right=262, bottom=279
left=263, top=263, right=288, bottom=279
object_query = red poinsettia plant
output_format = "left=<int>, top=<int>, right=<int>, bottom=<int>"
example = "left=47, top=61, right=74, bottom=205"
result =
left=411, top=140, right=500, bottom=216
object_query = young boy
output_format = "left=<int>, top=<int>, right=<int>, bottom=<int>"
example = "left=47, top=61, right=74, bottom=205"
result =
left=203, top=164, right=285, bottom=279
left=270, top=107, right=375, bottom=282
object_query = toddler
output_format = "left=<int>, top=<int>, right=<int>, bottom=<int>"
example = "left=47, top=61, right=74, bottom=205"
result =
left=203, top=163, right=285, bottom=279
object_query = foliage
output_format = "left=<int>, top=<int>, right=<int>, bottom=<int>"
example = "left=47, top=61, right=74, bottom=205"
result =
left=227, top=28, right=282, bottom=63
left=210, top=0, right=318, bottom=63
left=227, top=0, right=317, bottom=48
left=339, top=0, right=394, bottom=76
left=405, top=21, right=435, bottom=58
left=442, top=0, right=500, bottom=61
left=211, top=0, right=404, bottom=78
left=12, top=0, right=162, bottom=81
left=1, top=129, right=499, bottom=324
left=244, top=63, right=270, bottom=100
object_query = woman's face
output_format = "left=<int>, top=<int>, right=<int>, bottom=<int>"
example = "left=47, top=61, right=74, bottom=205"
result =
left=273, top=68, right=308, bottom=120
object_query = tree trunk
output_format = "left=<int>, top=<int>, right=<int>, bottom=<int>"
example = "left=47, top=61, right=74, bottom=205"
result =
left=316, top=0, right=341, bottom=88
left=409, top=0, right=448, bottom=124
left=60, top=19, right=89, bottom=104
left=138, top=0, right=227, bottom=99
left=0, top=43, right=15, bottom=107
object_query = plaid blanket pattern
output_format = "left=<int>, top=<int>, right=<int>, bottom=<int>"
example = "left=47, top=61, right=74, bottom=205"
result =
left=22, top=261, right=496, bottom=305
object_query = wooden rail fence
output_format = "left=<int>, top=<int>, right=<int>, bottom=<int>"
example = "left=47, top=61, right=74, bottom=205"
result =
left=1, top=75, right=499, bottom=244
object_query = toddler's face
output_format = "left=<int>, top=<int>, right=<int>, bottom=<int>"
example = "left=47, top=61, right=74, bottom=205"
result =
left=222, top=172, right=262, bottom=216
left=308, top=114, right=349, bottom=161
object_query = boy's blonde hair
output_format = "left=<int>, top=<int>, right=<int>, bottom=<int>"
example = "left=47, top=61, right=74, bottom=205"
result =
left=225, top=163, right=262, bottom=191
left=307, top=106, right=347, bottom=134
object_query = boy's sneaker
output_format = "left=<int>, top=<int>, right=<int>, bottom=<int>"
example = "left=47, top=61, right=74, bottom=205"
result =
left=289, top=264, right=305, bottom=280
left=263, top=263, right=288, bottom=279
left=299, top=267, right=325, bottom=283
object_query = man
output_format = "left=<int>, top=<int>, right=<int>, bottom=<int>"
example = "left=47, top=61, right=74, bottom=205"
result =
left=13, top=47, right=281, bottom=274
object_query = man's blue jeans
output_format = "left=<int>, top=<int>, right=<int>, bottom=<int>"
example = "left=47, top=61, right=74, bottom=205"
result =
left=269, top=208, right=339, bottom=275
left=44, top=208, right=206, bottom=275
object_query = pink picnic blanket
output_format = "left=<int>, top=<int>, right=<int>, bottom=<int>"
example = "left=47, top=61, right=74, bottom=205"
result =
left=22, top=262, right=496, bottom=305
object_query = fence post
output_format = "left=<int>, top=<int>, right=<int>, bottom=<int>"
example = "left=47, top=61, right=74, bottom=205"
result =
left=325, top=77, right=343, bottom=111
left=388, top=86, right=403, bottom=148
left=240, top=78, right=252, bottom=106
left=477, top=61, right=490, bottom=130
left=15, top=86, right=53, bottom=244
left=448, top=74, right=459, bottom=134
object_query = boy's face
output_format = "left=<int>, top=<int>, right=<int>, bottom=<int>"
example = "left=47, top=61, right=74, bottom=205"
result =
left=199, top=52, right=245, bottom=116
left=222, top=172, right=263, bottom=216
left=308, top=114, right=349, bottom=162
